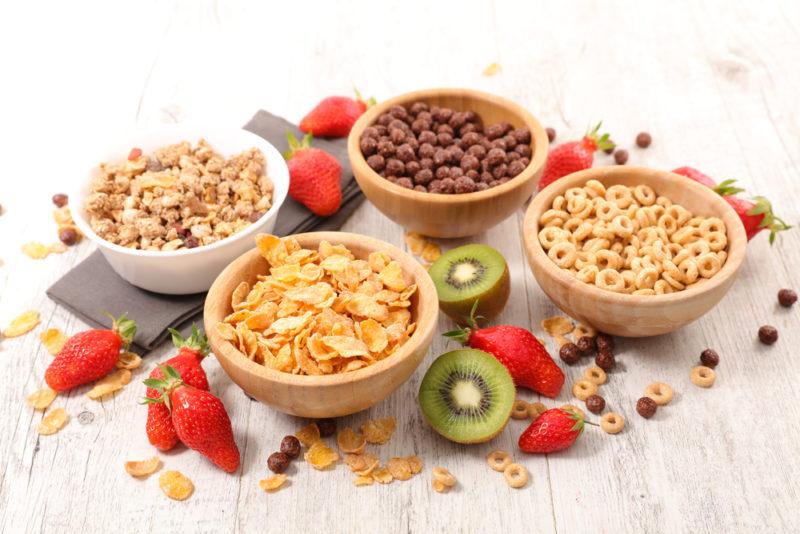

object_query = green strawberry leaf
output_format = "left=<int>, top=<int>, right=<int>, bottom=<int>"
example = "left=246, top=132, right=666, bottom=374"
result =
left=746, top=196, right=792, bottom=244
left=713, top=179, right=745, bottom=197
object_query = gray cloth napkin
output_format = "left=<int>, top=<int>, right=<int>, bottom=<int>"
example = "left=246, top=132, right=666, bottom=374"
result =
left=47, top=111, right=364, bottom=353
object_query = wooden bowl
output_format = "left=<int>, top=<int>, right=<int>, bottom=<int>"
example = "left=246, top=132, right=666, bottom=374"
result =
left=204, top=231, right=439, bottom=417
left=348, top=88, right=549, bottom=238
left=522, top=166, right=747, bottom=337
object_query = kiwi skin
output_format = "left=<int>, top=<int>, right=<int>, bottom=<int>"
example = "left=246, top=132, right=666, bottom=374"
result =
left=439, top=264, right=510, bottom=326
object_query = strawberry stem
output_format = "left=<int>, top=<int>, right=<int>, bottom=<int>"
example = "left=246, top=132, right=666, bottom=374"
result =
left=142, top=365, right=184, bottom=412
left=283, top=131, right=313, bottom=160
left=584, top=121, right=614, bottom=152
left=712, top=179, right=792, bottom=244
left=354, top=87, right=377, bottom=107
left=168, top=324, right=209, bottom=356
left=442, top=300, right=482, bottom=343
left=105, top=312, right=136, bottom=349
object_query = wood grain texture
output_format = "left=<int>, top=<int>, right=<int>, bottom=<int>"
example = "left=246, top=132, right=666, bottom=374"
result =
left=1, top=1, right=799, bottom=533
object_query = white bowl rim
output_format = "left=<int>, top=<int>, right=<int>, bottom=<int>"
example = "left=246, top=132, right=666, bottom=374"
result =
left=70, top=123, right=289, bottom=258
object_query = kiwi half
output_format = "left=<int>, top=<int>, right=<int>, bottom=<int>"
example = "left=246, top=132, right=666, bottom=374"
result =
left=428, top=244, right=510, bottom=325
left=418, top=349, right=515, bottom=444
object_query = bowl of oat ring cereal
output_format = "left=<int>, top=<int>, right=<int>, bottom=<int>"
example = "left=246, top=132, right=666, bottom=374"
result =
left=204, top=231, right=439, bottom=417
left=522, top=166, right=747, bottom=337
left=348, top=88, right=549, bottom=238
left=70, top=124, right=289, bottom=294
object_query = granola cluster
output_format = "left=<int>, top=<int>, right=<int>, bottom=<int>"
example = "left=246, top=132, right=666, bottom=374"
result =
left=84, top=140, right=273, bottom=251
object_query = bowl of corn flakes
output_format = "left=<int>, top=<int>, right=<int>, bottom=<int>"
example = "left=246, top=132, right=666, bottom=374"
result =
left=204, top=231, right=439, bottom=417
left=70, top=124, right=289, bottom=294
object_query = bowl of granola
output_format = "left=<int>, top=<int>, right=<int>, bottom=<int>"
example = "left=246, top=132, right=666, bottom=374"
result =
left=204, top=231, right=439, bottom=417
left=70, top=125, right=289, bottom=294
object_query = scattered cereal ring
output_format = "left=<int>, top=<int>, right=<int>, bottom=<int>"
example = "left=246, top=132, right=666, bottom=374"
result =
left=527, top=401, right=547, bottom=419
left=503, top=463, right=529, bottom=489
left=691, top=366, right=716, bottom=388
left=644, top=382, right=674, bottom=405
left=600, top=412, right=625, bottom=434
left=572, top=379, right=598, bottom=401
left=511, top=399, right=530, bottom=420
left=486, top=450, right=512, bottom=472
left=584, top=366, right=607, bottom=385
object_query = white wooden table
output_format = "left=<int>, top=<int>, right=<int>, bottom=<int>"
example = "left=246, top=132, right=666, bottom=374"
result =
left=2, top=1, right=799, bottom=532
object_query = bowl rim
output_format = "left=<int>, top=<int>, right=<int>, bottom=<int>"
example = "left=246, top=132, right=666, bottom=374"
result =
left=522, top=165, right=747, bottom=306
left=69, top=123, right=290, bottom=258
left=205, top=231, right=439, bottom=387
left=347, top=87, right=549, bottom=203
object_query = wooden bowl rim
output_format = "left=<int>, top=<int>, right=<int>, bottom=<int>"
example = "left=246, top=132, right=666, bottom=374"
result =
left=522, top=166, right=747, bottom=307
left=205, top=231, right=439, bottom=387
left=347, top=87, right=549, bottom=203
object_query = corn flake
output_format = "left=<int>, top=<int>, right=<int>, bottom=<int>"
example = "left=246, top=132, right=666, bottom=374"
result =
left=421, top=242, right=441, bottom=262
left=37, top=407, right=68, bottom=435
left=387, top=457, right=413, bottom=481
left=354, top=475, right=374, bottom=486
left=344, top=452, right=380, bottom=475
left=3, top=310, right=40, bottom=337
left=378, top=261, right=407, bottom=291
left=26, top=387, right=57, bottom=411
left=305, top=441, right=339, bottom=469
left=372, top=467, right=394, bottom=484
left=361, top=416, right=396, bottom=444
left=116, top=351, right=142, bottom=370
left=39, top=328, right=68, bottom=355
left=159, top=470, right=194, bottom=500
left=359, top=319, right=388, bottom=353
left=337, top=427, right=367, bottom=454
left=541, top=316, right=574, bottom=336
left=322, top=336, right=369, bottom=359
left=407, top=455, right=423, bottom=474
left=86, top=369, right=132, bottom=400
left=48, top=242, right=68, bottom=255
left=21, top=242, right=50, bottom=259
left=259, top=474, right=288, bottom=492
left=296, top=423, right=321, bottom=447
left=125, top=456, right=162, bottom=478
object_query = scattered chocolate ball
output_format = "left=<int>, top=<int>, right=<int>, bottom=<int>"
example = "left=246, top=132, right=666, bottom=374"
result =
left=614, top=149, right=629, bottom=165
left=700, top=349, right=720, bottom=368
left=758, top=325, right=778, bottom=345
left=636, top=132, right=652, bottom=148
left=58, top=227, right=78, bottom=246
left=52, top=193, right=69, bottom=208
left=279, top=435, right=301, bottom=459
left=267, top=452, right=291, bottom=474
left=636, top=397, right=657, bottom=419
left=317, top=418, right=337, bottom=438
left=585, top=394, right=605, bottom=415
left=545, top=127, right=556, bottom=142
left=576, top=336, right=596, bottom=356
left=595, top=350, right=616, bottom=371
left=595, top=333, right=614, bottom=352
left=778, top=288, right=797, bottom=308
left=559, top=343, right=582, bottom=365
left=248, top=210, right=265, bottom=223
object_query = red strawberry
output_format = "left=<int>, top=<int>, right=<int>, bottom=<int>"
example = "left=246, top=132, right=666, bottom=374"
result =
left=284, top=132, right=342, bottom=216
left=672, top=167, right=791, bottom=243
left=45, top=314, right=136, bottom=392
left=444, top=306, right=564, bottom=398
left=519, top=408, right=584, bottom=453
left=538, top=122, right=614, bottom=191
left=299, top=90, right=375, bottom=138
left=145, top=325, right=210, bottom=451
left=145, top=365, right=240, bottom=473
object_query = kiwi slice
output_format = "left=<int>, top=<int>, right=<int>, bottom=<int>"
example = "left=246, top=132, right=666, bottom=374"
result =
left=418, top=349, right=515, bottom=444
left=428, top=244, right=510, bottom=325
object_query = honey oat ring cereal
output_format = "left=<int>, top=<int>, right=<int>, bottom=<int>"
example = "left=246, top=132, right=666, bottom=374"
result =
left=503, top=463, right=529, bottom=489
left=511, top=399, right=530, bottom=419
left=600, top=412, right=625, bottom=434
left=644, top=382, right=674, bottom=405
left=486, top=450, right=512, bottom=472
left=572, top=379, right=598, bottom=401
left=584, top=366, right=607, bottom=385
left=691, top=366, right=716, bottom=388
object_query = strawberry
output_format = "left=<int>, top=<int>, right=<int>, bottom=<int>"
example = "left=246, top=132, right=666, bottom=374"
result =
left=45, top=314, right=136, bottom=392
left=144, top=365, right=240, bottom=473
left=672, top=167, right=791, bottom=243
left=145, top=325, right=210, bottom=451
left=299, top=90, right=375, bottom=138
left=518, top=408, right=584, bottom=453
left=444, top=304, right=565, bottom=398
left=537, top=122, right=614, bottom=191
left=284, top=132, right=342, bottom=216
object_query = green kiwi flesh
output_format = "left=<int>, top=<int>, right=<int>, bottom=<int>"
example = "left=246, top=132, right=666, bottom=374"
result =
left=418, top=349, right=515, bottom=444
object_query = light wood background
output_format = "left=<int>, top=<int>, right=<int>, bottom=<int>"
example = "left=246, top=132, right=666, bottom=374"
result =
left=1, top=1, right=799, bottom=533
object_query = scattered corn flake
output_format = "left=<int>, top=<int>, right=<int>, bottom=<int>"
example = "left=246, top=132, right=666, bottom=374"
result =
left=572, top=322, right=598, bottom=339
left=387, top=457, right=412, bottom=481
left=421, top=242, right=441, bottom=262
left=21, top=242, right=50, bottom=259
left=159, top=470, right=194, bottom=501
left=361, top=416, right=396, bottom=444
left=304, top=441, right=339, bottom=470
left=39, top=328, right=68, bottom=355
left=124, top=456, right=162, bottom=478
left=337, top=427, right=367, bottom=454
left=3, top=310, right=40, bottom=337
left=403, top=232, right=428, bottom=256
left=53, top=206, right=73, bottom=226
left=372, top=467, right=394, bottom=484
left=406, top=455, right=423, bottom=474
left=86, top=369, right=132, bottom=400
left=26, top=387, right=57, bottom=411
left=554, top=334, right=571, bottom=347
left=47, top=242, right=68, bottom=254
left=354, top=475, right=374, bottom=486
left=116, top=351, right=142, bottom=370
left=37, top=407, right=68, bottom=435
left=296, top=423, right=321, bottom=447
left=259, top=474, right=288, bottom=492
left=482, top=62, right=501, bottom=76
left=344, top=452, right=380, bottom=475
left=432, top=479, right=450, bottom=493
left=541, top=316, right=573, bottom=336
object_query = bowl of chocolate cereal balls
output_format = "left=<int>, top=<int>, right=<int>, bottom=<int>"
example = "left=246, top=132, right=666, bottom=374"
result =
left=522, top=166, right=747, bottom=337
left=348, top=88, right=549, bottom=238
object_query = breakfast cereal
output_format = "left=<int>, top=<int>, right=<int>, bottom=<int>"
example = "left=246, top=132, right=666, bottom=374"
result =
left=361, top=416, right=396, bottom=444
left=503, top=463, right=529, bottom=488
left=304, top=441, right=339, bottom=469
left=159, top=470, right=194, bottom=500
left=86, top=369, right=131, bottom=400
left=644, top=382, right=674, bottom=406
left=124, top=456, right=162, bottom=478
left=84, top=140, right=273, bottom=251
left=431, top=466, right=456, bottom=491
left=37, top=407, right=68, bottom=435
left=259, top=474, right=288, bottom=492
left=690, top=366, right=716, bottom=388
left=39, top=328, right=68, bottom=355
left=511, top=399, right=530, bottom=419
left=486, top=450, right=511, bottom=472
left=600, top=412, right=625, bottom=434
left=3, top=310, right=40, bottom=337
left=336, top=427, right=367, bottom=454
left=584, top=366, right=607, bottom=385
left=26, top=387, right=57, bottom=411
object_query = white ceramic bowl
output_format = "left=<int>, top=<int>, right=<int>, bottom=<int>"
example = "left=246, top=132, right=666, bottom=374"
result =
left=70, top=124, right=289, bottom=295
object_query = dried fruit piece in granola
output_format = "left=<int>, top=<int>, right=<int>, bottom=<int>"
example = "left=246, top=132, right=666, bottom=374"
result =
left=37, top=407, right=68, bottom=435
left=26, top=387, right=57, bottom=411
left=3, top=310, right=40, bottom=337
left=125, top=456, right=162, bottom=478
left=259, top=474, right=288, bottom=492
left=361, top=416, right=396, bottom=444
left=159, top=470, right=194, bottom=500
left=39, top=328, right=68, bottom=355
left=304, top=441, right=339, bottom=470
left=336, top=427, right=366, bottom=454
